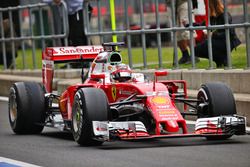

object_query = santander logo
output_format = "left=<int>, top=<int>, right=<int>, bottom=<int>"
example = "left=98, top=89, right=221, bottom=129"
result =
left=53, top=46, right=104, bottom=55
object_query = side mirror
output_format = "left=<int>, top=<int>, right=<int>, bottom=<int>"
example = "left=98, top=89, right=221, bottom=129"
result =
left=154, top=71, right=168, bottom=91
left=155, top=71, right=168, bottom=77
left=91, top=73, right=105, bottom=80
left=91, top=73, right=106, bottom=85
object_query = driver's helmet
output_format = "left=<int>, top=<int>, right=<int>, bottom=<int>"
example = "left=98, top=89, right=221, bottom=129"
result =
left=111, top=64, right=132, bottom=82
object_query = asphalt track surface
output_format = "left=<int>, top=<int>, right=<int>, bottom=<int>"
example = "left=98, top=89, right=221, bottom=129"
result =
left=0, top=100, right=250, bottom=167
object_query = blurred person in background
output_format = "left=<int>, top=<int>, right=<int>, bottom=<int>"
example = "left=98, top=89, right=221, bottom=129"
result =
left=194, top=0, right=241, bottom=67
left=0, top=0, right=20, bottom=68
left=45, top=0, right=92, bottom=46
left=44, top=0, right=93, bottom=68
left=166, top=0, right=199, bottom=64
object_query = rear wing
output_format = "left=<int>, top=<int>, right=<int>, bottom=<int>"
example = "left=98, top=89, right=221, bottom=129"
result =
left=42, top=45, right=104, bottom=62
left=42, top=45, right=103, bottom=93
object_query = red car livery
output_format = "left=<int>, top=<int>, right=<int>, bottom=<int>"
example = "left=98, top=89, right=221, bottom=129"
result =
left=8, top=42, right=246, bottom=146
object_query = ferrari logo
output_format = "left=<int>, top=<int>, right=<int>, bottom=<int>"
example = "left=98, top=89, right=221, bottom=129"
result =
left=111, top=86, right=117, bottom=101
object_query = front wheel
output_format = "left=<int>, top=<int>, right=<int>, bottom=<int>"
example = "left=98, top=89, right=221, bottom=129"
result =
left=72, top=88, right=109, bottom=146
left=197, top=82, right=236, bottom=140
left=197, top=82, right=236, bottom=118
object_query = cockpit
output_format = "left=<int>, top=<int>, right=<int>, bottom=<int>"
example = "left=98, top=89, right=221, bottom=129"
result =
left=87, top=42, right=144, bottom=83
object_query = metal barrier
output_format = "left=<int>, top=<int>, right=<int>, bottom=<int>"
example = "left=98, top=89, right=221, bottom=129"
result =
left=83, top=0, right=250, bottom=69
left=0, top=2, right=68, bottom=69
left=1, top=0, right=249, bottom=70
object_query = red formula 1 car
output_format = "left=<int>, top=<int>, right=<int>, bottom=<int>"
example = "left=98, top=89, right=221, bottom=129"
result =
left=8, top=42, right=246, bottom=146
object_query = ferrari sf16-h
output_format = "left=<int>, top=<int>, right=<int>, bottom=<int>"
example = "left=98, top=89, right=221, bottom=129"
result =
left=8, top=42, right=246, bottom=146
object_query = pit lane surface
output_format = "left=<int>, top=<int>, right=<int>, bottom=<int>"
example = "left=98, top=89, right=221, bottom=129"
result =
left=0, top=101, right=249, bottom=167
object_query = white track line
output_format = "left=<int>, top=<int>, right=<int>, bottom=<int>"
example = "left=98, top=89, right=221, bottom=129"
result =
left=0, top=157, right=41, bottom=167
left=0, top=96, right=8, bottom=102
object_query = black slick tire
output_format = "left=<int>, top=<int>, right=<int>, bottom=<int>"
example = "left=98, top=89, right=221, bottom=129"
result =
left=72, top=88, right=109, bottom=146
left=197, top=82, right=236, bottom=117
left=197, top=82, right=236, bottom=140
left=8, top=82, right=46, bottom=134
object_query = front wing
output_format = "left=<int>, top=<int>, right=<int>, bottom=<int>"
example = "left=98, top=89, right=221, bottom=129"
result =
left=92, top=115, right=246, bottom=141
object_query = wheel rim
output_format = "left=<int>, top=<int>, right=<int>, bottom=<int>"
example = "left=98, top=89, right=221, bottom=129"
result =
left=9, top=90, right=18, bottom=123
left=73, top=101, right=82, bottom=133
left=197, top=88, right=210, bottom=118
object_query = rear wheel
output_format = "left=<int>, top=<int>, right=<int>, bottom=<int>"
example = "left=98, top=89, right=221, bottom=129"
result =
left=8, top=82, right=46, bottom=134
left=72, top=88, right=109, bottom=146
left=197, top=82, right=236, bottom=140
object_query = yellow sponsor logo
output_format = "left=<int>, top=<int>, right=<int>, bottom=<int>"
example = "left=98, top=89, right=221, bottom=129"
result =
left=158, top=110, right=176, bottom=115
left=151, top=96, right=169, bottom=105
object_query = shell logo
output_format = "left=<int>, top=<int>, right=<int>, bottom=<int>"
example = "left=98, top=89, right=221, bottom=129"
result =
left=151, top=96, right=169, bottom=105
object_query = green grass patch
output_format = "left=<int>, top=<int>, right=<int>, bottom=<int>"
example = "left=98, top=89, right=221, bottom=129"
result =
left=16, top=49, right=43, bottom=69
left=0, top=44, right=247, bottom=70
left=121, top=44, right=247, bottom=69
